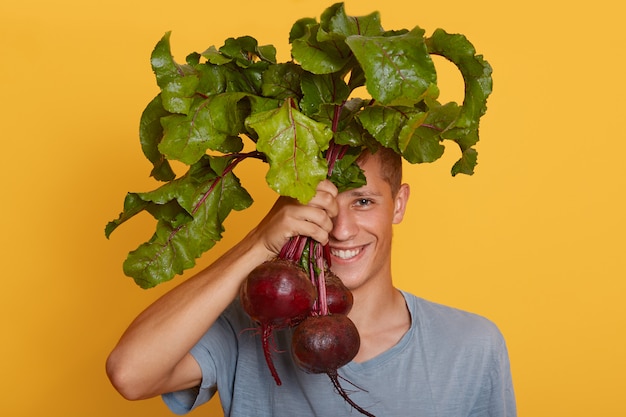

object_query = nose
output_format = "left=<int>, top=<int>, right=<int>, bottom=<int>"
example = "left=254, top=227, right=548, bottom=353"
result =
left=330, top=207, right=358, bottom=242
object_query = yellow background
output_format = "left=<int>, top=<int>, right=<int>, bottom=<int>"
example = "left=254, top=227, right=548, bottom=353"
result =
left=2, top=0, right=624, bottom=416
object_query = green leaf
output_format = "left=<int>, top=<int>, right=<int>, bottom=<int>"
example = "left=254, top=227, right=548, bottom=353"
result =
left=150, top=32, right=180, bottom=88
left=194, top=64, right=227, bottom=96
left=151, top=32, right=199, bottom=114
left=289, top=17, right=318, bottom=42
left=247, top=99, right=332, bottom=202
left=333, top=120, right=377, bottom=149
left=357, top=105, right=413, bottom=152
left=426, top=29, right=493, bottom=131
left=291, top=23, right=352, bottom=74
left=332, top=98, right=367, bottom=131
left=185, top=52, right=201, bottom=66
left=346, top=27, right=437, bottom=105
left=245, top=96, right=282, bottom=141
left=158, top=92, right=249, bottom=164
left=249, top=95, right=282, bottom=113
left=451, top=148, right=478, bottom=176
left=201, top=42, right=268, bottom=95
left=426, top=28, right=493, bottom=175
left=122, top=156, right=253, bottom=288
left=105, top=193, right=150, bottom=239
left=358, top=104, right=448, bottom=164
left=202, top=45, right=233, bottom=65
left=135, top=160, right=212, bottom=213
left=319, top=2, right=383, bottom=38
left=219, top=36, right=257, bottom=67
left=225, top=61, right=268, bottom=94
left=161, top=76, right=200, bottom=114
left=204, top=36, right=276, bottom=68
left=300, top=72, right=350, bottom=117
left=214, top=135, right=244, bottom=154
left=398, top=112, right=445, bottom=164
left=139, top=94, right=176, bottom=181
left=261, top=63, right=303, bottom=100
left=398, top=101, right=464, bottom=164
left=105, top=192, right=192, bottom=239
left=328, top=146, right=366, bottom=192
left=256, top=44, right=277, bottom=63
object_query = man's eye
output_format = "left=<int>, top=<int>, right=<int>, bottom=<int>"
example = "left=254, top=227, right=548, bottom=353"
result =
left=355, top=198, right=371, bottom=207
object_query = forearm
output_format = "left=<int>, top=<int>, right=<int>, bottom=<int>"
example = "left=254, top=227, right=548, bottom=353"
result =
left=106, top=231, right=271, bottom=399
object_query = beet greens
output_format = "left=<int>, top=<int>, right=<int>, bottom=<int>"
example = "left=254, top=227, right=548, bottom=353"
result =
left=106, top=1, right=493, bottom=292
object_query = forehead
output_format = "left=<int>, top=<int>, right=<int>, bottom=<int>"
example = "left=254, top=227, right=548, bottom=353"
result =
left=359, top=152, right=384, bottom=178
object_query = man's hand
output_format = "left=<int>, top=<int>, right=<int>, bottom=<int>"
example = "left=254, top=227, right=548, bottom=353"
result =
left=250, top=180, right=339, bottom=257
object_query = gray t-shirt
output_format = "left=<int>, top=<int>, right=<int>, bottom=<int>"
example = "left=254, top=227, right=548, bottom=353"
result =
left=163, top=291, right=516, bottom=416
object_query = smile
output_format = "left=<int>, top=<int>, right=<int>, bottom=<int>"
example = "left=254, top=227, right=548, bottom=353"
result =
left=330, top=247, right=362, bottom=260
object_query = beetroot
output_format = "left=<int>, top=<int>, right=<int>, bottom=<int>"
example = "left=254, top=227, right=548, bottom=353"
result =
left=291, top=314, right=359, bottom=373
left=241, top=259, right=316, bottom=326
left=324, top=271, right=353, bottom=315
left=240, top=259, right=317, bottom=385
left=292, top=314, right=374, bottom=417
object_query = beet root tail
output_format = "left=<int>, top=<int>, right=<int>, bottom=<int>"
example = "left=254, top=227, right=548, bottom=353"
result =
left=327, top=372, right=375, bottom=417
left=261, top=325, right=282, bottom=386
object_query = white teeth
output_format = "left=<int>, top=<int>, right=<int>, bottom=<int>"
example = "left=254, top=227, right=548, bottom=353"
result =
left=331, top=248, right=360, bottom=260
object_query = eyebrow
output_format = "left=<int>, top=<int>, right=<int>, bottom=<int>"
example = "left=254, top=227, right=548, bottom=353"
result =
left=345, top=189, right=383, bottom=198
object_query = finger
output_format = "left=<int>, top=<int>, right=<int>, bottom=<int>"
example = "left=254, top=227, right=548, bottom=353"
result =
left=316, top=179, right=338, bottom=196
left=294, top=218, right=331, bottom=245
left=296, top=206, right=334, bottom=233
left=307, top=180, right=338, bottom=218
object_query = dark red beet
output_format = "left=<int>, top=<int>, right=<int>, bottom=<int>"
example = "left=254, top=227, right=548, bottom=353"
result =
left=241, top=259, right=316, bottom=326
left=325, top=272, right=353, bottom=315
left=240, top=259, right=317, bottom=385
left=291, top=314, right=359, bottom=374
left=291, top=314, right=374, bottom=417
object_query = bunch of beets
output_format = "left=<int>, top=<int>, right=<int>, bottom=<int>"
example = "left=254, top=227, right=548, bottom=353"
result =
left=239, top=143, right=375, bottom=417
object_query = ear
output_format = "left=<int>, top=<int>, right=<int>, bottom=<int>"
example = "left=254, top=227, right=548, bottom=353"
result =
left=392, top=183, right=410, bottom=224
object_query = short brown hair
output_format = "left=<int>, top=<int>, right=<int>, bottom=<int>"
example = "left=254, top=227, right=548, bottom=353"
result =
left=357, top=146, right=403, bottom=197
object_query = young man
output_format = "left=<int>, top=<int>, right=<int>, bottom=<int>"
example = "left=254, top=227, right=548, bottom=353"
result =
left=106, top=148, right=516, bottom=416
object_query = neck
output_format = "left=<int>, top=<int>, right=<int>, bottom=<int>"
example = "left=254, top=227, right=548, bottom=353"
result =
left=349, top=283, right=403, bottom=327
left=348, top=284, right=411, bottom=363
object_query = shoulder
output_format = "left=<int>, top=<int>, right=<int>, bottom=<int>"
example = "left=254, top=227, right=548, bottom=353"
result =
left=402, top=291, right=506, bottom=348
left=219, top=297, right=255, bottom=329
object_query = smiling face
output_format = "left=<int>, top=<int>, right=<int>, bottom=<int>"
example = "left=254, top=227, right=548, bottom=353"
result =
left=328, top=151, right=410, bottom=292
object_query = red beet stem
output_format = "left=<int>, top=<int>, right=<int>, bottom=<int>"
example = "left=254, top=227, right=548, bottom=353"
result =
left=314, top=242, right=328, bottom=316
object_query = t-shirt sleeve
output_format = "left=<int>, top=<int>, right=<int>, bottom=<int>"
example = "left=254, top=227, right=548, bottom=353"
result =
left=487, top=334, right=517, bottom=416
left=468, top=324, right=517, bottom=417
left=410, top=293, right=517, bottom=417
left=162, top=302, right=244, bottom=414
